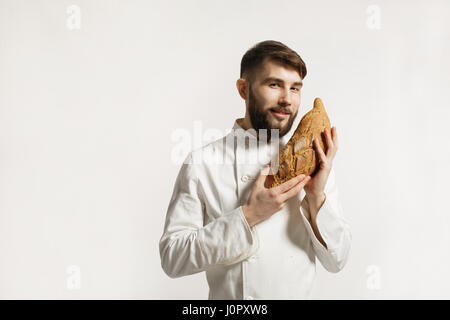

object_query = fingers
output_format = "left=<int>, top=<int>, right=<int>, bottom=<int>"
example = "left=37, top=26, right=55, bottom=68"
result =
left=256, top=165, right=271, bottom=187
left=323, top=127, right=334, bottom=155
left=279, top=176, right=311, bottom=202
left=331, top=126, right=338, bottom=149
left=313, top=137, right=327, bottom=163
left=272, top=173, right=306, bottom=194
left=313, top=127, right=339, bottom=164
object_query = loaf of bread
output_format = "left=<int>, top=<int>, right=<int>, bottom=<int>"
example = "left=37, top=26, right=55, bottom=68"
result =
left=269, top=97, right=331, bottom=188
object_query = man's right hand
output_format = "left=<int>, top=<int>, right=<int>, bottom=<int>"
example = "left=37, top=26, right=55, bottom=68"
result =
left=242, top=165, right=311, bottom=227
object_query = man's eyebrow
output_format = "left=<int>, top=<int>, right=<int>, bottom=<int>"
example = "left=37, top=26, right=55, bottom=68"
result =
left=262, top=77, right=303, bottom=87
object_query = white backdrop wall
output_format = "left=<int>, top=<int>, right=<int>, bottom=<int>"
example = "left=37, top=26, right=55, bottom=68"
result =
left=1, top=0, right=450, bottom=299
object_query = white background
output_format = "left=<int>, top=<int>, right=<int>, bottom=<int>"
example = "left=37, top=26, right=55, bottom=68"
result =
left=1, top=0, right=450, bottom=299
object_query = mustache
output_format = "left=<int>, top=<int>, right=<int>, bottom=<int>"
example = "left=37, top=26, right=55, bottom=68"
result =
left=270, top=107, right=292, bottom=114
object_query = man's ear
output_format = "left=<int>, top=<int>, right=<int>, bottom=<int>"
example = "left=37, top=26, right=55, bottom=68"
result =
left=236, top=78, right=248, bottom=100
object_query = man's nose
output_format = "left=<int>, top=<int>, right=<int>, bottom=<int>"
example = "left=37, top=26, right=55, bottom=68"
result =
left=278, top=89, right=292, bottom=105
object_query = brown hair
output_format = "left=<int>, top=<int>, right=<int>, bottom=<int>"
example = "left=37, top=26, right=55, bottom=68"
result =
left=240, top=40, right=307, bottom=84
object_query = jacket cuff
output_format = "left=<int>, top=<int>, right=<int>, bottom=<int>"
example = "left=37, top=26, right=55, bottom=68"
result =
left=299, top=197, right=329, bottom=254
left=300, top=194, right=344, bottom=252
left=314, top=196, right=346, bottom=253
left=238, top=206, right=260, bottom=258
left=198, top=206, right=259, bottom=266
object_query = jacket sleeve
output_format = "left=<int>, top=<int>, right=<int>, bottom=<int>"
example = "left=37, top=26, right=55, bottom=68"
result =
left=298, top=167, right=351, bottom=273
left=159, top=153, right=259, bottom=279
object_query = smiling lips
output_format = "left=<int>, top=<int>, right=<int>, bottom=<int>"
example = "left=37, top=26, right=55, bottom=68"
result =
left=270, top=109, right=290, bottom=120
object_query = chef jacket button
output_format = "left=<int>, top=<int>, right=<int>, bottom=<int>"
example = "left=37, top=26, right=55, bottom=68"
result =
left=246, top=295, right=254, bottom=300
left=241, top=175, right=249, bottom=183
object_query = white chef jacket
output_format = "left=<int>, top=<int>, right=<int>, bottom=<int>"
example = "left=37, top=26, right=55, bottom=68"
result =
left=159, top=118, right=351, bottom=300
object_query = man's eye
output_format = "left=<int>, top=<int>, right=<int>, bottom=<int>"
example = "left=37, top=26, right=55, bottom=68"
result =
left=269, top=83, right=279, bottom=87
left=292, top=88, right=300, bottom=91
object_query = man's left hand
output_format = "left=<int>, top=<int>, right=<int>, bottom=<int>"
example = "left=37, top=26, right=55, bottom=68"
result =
left=304, top=126, right=338, bottom=201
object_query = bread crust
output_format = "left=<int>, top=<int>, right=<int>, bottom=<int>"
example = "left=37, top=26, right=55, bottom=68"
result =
left=269, top=97, right=331, bottom=188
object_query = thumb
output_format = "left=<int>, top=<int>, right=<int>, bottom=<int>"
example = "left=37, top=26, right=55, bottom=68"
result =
left=256, top=165, right=271, bottom=186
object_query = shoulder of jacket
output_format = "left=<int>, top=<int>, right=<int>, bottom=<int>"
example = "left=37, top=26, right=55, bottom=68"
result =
left=190, top=134, right=230, bottom=158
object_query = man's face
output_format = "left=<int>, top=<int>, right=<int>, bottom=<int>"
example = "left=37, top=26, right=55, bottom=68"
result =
left=247, top=59, right=302, bottom=139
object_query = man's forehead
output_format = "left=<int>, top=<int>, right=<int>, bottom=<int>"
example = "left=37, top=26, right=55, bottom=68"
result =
left=258, top=60, right=302, bottom=83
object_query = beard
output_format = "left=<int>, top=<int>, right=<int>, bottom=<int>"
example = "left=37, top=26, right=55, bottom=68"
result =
left=248, top=84, right=298, bottom=142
